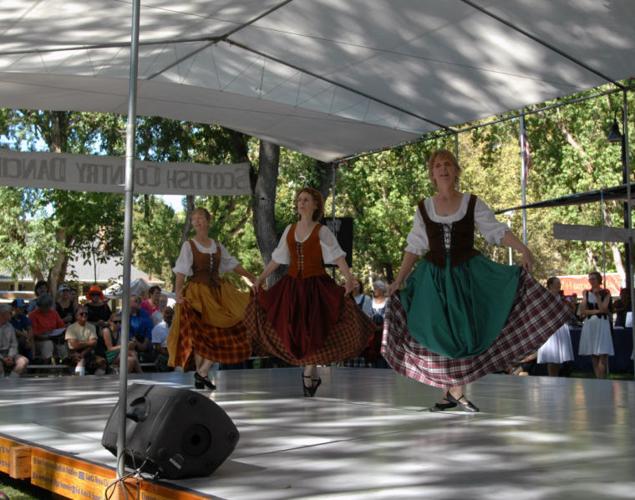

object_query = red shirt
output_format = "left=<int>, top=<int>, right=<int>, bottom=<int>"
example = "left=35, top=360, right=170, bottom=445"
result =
left=28, top=309, right=66, bottom=336
left=140, top=299, right=159, bottom=316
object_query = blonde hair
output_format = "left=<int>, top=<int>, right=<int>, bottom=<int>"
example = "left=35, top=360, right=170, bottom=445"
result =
left=191, top=207, right=211, bottom=222
left=427, top=149, right=461, bottom=185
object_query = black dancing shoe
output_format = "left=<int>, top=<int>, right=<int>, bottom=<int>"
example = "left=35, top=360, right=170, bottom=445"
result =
left=430, top=393, right=458, bottom=412
left=310, top=377, right=322, bottom=397
left=194, top=372, right=216, bottom=391
left=446, top=392, right=479, bottom=413
left=302, top=375, right=313, bottom=397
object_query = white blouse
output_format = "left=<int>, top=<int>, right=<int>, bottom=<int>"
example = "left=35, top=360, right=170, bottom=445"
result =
left=405, top=194, right=509, bottom=256
left=271, top=224, right=346, bottom=265
left=173, top=239, right=239, bottom=277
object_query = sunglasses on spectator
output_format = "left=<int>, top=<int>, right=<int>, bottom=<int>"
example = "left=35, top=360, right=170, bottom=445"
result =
left=78, top=312, right=88, bottom=316
left=113, top=320, right=122, bottom=324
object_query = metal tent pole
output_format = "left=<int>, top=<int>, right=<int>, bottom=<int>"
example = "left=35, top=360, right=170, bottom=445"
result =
left=117, top=0, right=141, bottom=480
left=519, top=114, right=528, bottom=244
left=622, top=90, right=635, bottom=377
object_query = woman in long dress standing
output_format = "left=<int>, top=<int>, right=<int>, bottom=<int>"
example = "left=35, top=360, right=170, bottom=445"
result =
left=245, top=188, right=373, bottom=396
left=537, top=277, right=575, bottom=376
left=384, top=150, right=572, bottom=412
left=578, top=271, right=614, bottom=378
left=168, top=207, right=256, bottom=390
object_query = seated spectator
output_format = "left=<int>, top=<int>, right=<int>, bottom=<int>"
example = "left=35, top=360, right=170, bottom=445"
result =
left=65, top=306, right=106, bottom=376
left=10, top=299, right=33, bottom=361
left=141, top=286, right=162, bottom=324
left=85, top=285, right=112, bottom=330
left=28, top=294, right=66, bottom=363
left=0, top=304, right=29, bottom=377
left=353, top=280, right=373, bottom=318
left=55, top=283, right=76, bottom=326
left=129, top=295, right=154, bottom=362
left=151, top=306, right=173, bottom=371
left=27, top=280, right=50, bottom=313
left=102, top=312, right=142, bottom=373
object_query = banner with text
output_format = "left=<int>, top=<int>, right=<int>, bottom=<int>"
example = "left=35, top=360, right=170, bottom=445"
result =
left=0, top=150, right=251, bottom=196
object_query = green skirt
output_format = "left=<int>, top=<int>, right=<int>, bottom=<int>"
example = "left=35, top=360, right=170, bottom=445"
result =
left=400, top=254, right=520, bottom=359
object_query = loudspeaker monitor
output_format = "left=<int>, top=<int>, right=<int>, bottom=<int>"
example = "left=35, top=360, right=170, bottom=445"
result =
left=101, top=383, right=239, bottom=479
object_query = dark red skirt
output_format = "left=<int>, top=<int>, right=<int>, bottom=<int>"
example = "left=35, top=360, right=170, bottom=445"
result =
left=245, top=275, right=373, bottom=365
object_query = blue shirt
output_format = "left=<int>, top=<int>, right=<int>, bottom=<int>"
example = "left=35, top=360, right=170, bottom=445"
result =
left=129, top=309, right=153, bottom=343
left=10, top=314, right=31, bottom=332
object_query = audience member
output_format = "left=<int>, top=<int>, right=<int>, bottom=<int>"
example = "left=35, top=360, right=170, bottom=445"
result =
left=578, top=271, right=614, bottom=379
left=613, top=287, right=630, bottom=328
left=102, top=312, right=142, bottom=373
left=151, top=306, right=173, bottom=371
left=353, top=280, right=373, bottom=318
left=536, top=277, right=574, bottom=376
left=28, top=294, right=66, bottom=362
left=141, top=286, right=162, bottom=324
left=129, top=295, right=154, bottom=361
left=65, top=306, right=106, bottom=376
left=55, top=283, right=76, bottom=326
left=84, top=285, right=111, bottom=329
left=10, top=299, right=33, bottom=360
left=27, top=280, right=50, bottom=313
left=0, top=304, right=29, bottom=376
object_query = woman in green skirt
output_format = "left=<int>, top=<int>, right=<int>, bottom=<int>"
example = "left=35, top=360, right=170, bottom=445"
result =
left=384, top=150, right=571, bottom=412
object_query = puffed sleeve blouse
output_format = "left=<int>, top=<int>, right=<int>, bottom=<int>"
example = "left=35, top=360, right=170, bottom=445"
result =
left=172, top=239, right=240, bottom=276
left=271, top=224, right=346, bottom=265
left=405, top=193, right=509, bottom=256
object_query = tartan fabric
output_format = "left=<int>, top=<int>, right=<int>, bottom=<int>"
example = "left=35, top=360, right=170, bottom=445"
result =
left=171, top=297, right=251, bottom=367
left=244, top=293, right=373, bottom=366
left=381, top=269, right=573, bottom=389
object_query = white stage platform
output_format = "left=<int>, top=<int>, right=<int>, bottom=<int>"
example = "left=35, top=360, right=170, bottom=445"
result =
left=1, top=368, right=634, bottom=499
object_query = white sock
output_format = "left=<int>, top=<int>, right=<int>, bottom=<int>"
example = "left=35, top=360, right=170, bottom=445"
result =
left=75, top=366, right=86, bottom=376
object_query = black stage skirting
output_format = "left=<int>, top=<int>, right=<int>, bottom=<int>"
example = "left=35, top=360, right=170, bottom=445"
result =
left=567, top=326, right=633, bottom=373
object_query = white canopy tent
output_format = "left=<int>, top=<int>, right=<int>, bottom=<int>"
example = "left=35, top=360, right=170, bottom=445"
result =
left=1, top=0, right=634, bottom=162
left=2, top=0, right=635, bottom=484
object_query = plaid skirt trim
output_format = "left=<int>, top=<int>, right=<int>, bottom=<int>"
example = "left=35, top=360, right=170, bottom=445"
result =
left=381, top=269, right=573, bottom=389
left=244, top=294, right=373, bottom=366
left=170, top=300, right=251, bottom=367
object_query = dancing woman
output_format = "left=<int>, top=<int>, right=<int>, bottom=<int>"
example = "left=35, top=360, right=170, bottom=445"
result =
left=384, top=150, right=572, bottom=412
left=167, top=207, right=256, bottom=390
left=245, top=187, right=373, bottom=396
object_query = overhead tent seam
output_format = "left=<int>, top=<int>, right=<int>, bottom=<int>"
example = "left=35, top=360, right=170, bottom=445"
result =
left=146, top=0, right=296, bottom=80
left=460, top=0, right=626, bottom=90
left=223, top=38, right=454, bottom=132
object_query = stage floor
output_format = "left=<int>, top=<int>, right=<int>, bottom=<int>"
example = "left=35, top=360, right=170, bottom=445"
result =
left=1, top=368, right=634, bottom=499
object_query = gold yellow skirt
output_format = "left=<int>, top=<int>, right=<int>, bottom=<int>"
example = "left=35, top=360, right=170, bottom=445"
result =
left=168, top=280, right=251, bottom=367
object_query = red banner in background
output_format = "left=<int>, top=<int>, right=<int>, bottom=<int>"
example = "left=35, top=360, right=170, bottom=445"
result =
left=559, top=273, right=622, bottom=297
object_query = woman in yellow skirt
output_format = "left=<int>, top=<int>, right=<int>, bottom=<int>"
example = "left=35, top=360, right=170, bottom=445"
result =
left=168, top=207, right=256, bottom=390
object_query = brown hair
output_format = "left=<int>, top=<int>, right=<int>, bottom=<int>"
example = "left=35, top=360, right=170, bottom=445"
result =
left=588, top=271, right=603, bottom=284
left=427, top=149, right=461, bottom=185
left=296, top=187, right=324, bottom=222
left=191, top=207, right=211, bottom=222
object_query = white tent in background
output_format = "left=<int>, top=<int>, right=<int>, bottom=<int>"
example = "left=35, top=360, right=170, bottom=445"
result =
left=1, top=1, right=634, bottom=162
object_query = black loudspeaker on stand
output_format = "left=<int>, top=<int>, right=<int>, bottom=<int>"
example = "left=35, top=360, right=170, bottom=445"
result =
left=101, top=384, right=239, bottom=479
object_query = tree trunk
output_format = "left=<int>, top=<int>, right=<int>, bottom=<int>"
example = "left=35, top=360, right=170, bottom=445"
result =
left=252, top=140, right=284, bottom=285
left=316, top=161, right=334, bottom=204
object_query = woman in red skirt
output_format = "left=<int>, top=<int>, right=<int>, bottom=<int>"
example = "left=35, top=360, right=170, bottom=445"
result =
left=245, top=188, right=373, bottom=396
